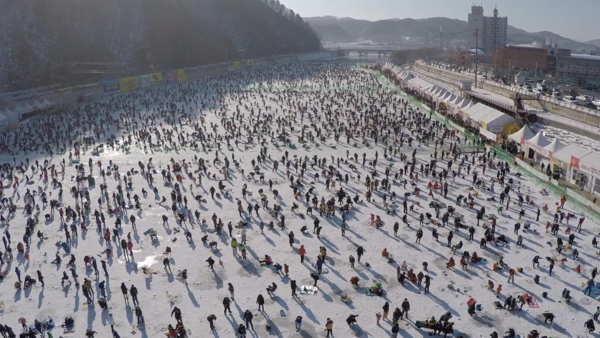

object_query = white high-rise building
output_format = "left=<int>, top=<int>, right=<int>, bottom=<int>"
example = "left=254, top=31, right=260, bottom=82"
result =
left=467, top=5, right=484, bottom=49
left=467, top=6, right=507, bottom=52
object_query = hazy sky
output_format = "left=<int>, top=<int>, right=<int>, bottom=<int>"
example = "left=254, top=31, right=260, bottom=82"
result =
left=279, top=0, right=600, bottom=42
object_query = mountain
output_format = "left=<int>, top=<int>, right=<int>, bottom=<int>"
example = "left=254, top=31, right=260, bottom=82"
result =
left=305, top=16, right=598, bottom=52
left=586, top=39, right=600, bottom=48
left=0, top=0, right=321, bottom=92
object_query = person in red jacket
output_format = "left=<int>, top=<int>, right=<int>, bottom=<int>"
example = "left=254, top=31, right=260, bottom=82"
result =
left=299, top=245, right=306, bottom=263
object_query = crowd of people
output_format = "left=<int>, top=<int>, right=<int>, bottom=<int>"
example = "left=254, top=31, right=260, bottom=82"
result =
left=0, top=61, right=595, bottom=338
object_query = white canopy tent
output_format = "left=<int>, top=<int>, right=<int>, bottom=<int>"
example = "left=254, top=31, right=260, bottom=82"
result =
left=450, top=96, right=462, bottom=105
left=0, top=111, right=8, bottom=129
left=551, top=143, right=591, bottom=180
left=407, top=78, right=433, bottom=92
left=4, top=107, right=21, bottom=124
left=443, top=93, right=456, bottom=103
left=523, top=131, right=552, bottom=160
left=507, top=125, right=535, bottom=143
left=552, top=144, right=590, bottom=165
left=469, top=106, right=497, bottom=122
left=524, top=131, right=551, bottom=148
left=541, top=138, right=566, bottom=158
left=458, top=99, right=471, bottom=108
left=477, top=110, right=517, bottom=133
left=41, top=99, right=53, bottom=107
left=32, top=100, right=45, bottom=109
left=20, top=102, right=33, bottom=113
left=460, top=103, right=488, bottom=119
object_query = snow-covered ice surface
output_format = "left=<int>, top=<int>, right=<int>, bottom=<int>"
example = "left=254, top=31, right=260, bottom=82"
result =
left=0, top=62, right=597, bottom=338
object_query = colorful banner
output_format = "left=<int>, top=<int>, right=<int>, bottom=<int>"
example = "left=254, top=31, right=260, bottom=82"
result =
left=166, top=71, right=178, bottom=83
left=119, top=76, right=137, bottom=92
left=246, top=60, right=254, bottom=66
left=571, top=156, right=600, bottom=180
left=103, top=79, right=120, bottom=94
left=234, top=61, right=241, bottom=69
left=149, top=72, right=163, bottom=85
left=176, top=69, right=187, bottom=81
left=140, top=75, right=150, bottom=88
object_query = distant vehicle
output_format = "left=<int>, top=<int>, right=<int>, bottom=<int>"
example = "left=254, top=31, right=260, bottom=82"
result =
left=576, top=95, right=593, bottom=104
left=551, top=90, right=563, bottom=100
left=536, top=83, right=548, bottom=93
left=526, top=85, right=533, bottom=92
left=563, top=96, right=577, bottom=104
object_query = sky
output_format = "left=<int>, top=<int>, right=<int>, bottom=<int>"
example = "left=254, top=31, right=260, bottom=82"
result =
left=278, top=0, right=600, bottom=42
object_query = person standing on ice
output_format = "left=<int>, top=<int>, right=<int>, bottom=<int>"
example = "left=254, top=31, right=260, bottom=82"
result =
left=299, top=245, right=306, bottom=263
left=243, top=310, right=254, bottom=330
left=228, top=283, right=235, bottom=300
left=231, top=238, right=238, bottom=256
left=290, top=280, right=298, bottom=298
left=356, top=246, right=365, bottom=262
left=325, top=318, right=333, bottom=337
left=206, top=256, right=215, bottom=270
left=295, top=316, right=302, bottom=331
left=120, top=283, right=129, bottom=305
left=223, top=297, right=232, bottom=314
left=401, top=298, right=411, bottom=319
left=256, top=294, right=265, bottom=311
left=171, top=306, right=183, bottom=324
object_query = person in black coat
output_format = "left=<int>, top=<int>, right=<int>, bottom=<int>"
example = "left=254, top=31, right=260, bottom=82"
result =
left=401, top=298, right=410, bottom=319
left=256, top=294, right=265, bottom=311
left=171, top=306, right=183, bottom=323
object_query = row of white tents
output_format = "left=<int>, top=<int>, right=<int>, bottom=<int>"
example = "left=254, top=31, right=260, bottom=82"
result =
left=507, top=126, right=565, bottom=160
left=383, top=62, right=600, bottom=193
left=0, top=99, right=55, bottom=128
left=507, top=125, right=600, bottom=192
left=382, top=63, right=518, bottom=138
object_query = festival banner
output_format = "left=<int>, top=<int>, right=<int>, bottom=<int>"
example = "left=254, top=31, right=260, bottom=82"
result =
left=166, top=71, right=178, bottom=83
left=176, top=69, right=187, bottom=81
left=119, top=76, right=137, bottom=92
left=149, top=72, right=163, bottom=85
left=234, top=61, right=241, bottom=69
left=103, top=79, right=120, bottom=94
left=246, top=60, right=254, bottom=66
left=571, top=155, right=600, bottom=180
left=140, top=75, right=150, bottom=88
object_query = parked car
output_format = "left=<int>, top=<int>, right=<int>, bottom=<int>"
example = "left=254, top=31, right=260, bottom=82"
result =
left=576, top=95, right=593, bottom=104
left=563, top=96, right=577, bottom=104
left=551, top=90, right=563, bottom=100
left=536, top=83, right=548, bottom=93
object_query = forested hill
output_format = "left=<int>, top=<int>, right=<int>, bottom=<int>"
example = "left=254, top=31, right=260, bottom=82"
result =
left=0, top=0, right=321, bottom=91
